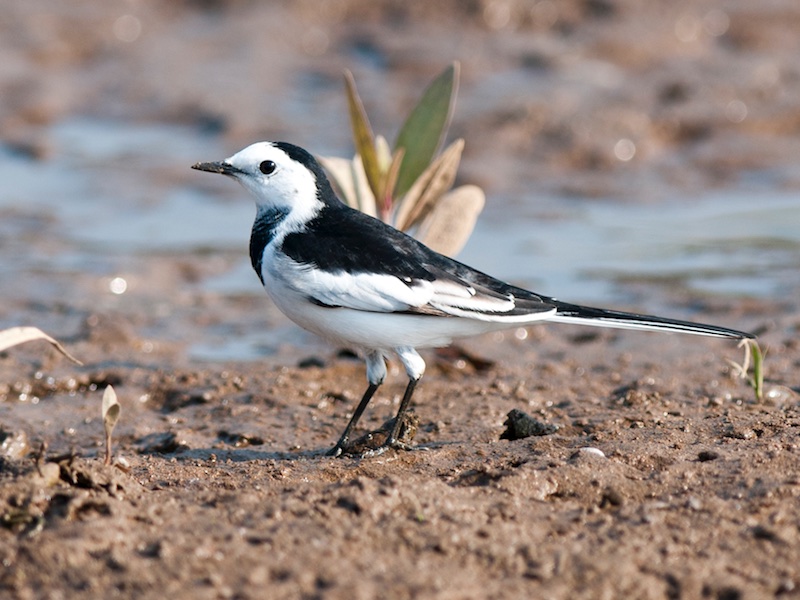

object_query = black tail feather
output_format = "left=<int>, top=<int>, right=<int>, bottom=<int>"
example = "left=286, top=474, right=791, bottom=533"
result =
left=547, top=300, right=754, bottom=339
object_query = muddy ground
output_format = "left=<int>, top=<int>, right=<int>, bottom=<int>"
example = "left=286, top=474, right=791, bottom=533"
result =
left=2, top=1, right=800, bottom=599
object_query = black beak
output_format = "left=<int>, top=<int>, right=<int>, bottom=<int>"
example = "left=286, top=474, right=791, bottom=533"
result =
left=191, top=161, right=241, bottom=176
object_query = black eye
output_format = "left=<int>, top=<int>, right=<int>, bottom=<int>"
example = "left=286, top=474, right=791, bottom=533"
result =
left=259, top=160, right=276, bottom=175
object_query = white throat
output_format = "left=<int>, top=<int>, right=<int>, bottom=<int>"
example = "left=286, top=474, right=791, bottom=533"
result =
left=227, top=142, right=325, bottom=236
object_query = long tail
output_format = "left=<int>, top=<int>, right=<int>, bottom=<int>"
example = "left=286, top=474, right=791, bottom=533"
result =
left=545, top=300, right=754, bottom=339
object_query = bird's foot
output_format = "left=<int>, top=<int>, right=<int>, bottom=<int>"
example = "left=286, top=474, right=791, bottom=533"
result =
left=358, top=438, right=419, bottom=458
left=328, top=411, right=419, bottom=458
left=326, top=443, right=345, bottom=458
left=385, top=439, right=416, bottom=452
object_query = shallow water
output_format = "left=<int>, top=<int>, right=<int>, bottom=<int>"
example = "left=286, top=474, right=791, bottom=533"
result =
left=2, top=117, right=798, bottom=359
left=461, top=187, right=800, bottom=303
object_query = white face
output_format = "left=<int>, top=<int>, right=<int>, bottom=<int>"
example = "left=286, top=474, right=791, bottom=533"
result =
left=222, top=142, right=321, bottom=216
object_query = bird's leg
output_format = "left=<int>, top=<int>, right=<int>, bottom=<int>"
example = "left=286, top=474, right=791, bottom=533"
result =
left=385, top=377, right=419, bottom=450
left=327, top=382, right=380, bottom=457
left=328, top=351, right=386, bottom=456
left=373, top=346, right=426, bottom=453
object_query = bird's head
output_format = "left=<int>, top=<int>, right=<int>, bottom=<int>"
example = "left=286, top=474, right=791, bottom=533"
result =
left=192, top=141, right=337, bottom=217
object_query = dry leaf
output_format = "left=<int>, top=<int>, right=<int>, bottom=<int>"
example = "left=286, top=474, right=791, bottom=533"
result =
left=375, top=135, right=393, bottom=173
left=349, top=155, right=378, bottom=217
left=0, top=326, right=82, bottom=365
left=394, top=139, right=464, bottom=231
left=319, top=155, right=377, bottom=217
left=378, top=148, right=405, bottom=220
left=318, top=156, right=357, bottom=207
left=416, top=185, right=485, bottom=257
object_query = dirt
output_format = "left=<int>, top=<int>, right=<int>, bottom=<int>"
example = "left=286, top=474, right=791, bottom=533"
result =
left=2, top=1, right=800, bottom=599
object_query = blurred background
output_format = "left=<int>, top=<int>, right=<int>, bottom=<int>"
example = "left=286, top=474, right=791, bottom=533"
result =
left=2, top=0, right=798, bottom=361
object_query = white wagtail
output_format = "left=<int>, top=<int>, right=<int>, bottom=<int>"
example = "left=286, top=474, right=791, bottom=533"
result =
left=192, top=141, right=754, bottom=456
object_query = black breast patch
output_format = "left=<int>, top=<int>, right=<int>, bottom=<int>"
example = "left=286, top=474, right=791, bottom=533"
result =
left=250, top=207, right=290, bottom=283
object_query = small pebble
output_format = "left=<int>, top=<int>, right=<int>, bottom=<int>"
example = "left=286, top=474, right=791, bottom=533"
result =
left=577, top=447, right=605, bottom=458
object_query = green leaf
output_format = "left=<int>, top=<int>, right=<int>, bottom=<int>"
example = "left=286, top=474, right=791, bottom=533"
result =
left=393, top=62, right=460, bottom=199
left=343, top=70, right=383, bottom=201
left=750, top=340, right=764, bottom=403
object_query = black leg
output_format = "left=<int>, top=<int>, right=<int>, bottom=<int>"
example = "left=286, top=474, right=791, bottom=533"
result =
left=327, top=382, right=380, bottom=456
left=386, top=378, right=418, bottom=447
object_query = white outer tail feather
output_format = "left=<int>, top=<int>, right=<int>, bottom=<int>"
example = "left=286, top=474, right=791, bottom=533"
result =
left=545, top=313, right=749, bottom=339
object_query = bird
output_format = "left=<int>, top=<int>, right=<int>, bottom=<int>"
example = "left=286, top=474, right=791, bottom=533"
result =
left=192, top=141, right=754, bottom=457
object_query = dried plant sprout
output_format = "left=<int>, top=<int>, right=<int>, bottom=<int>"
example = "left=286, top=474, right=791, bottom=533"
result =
left=727, top=338, right=765, bottom=403
left=102, top=385, right=121, bottom=466
left=319, top=62, right=485, bottom=258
